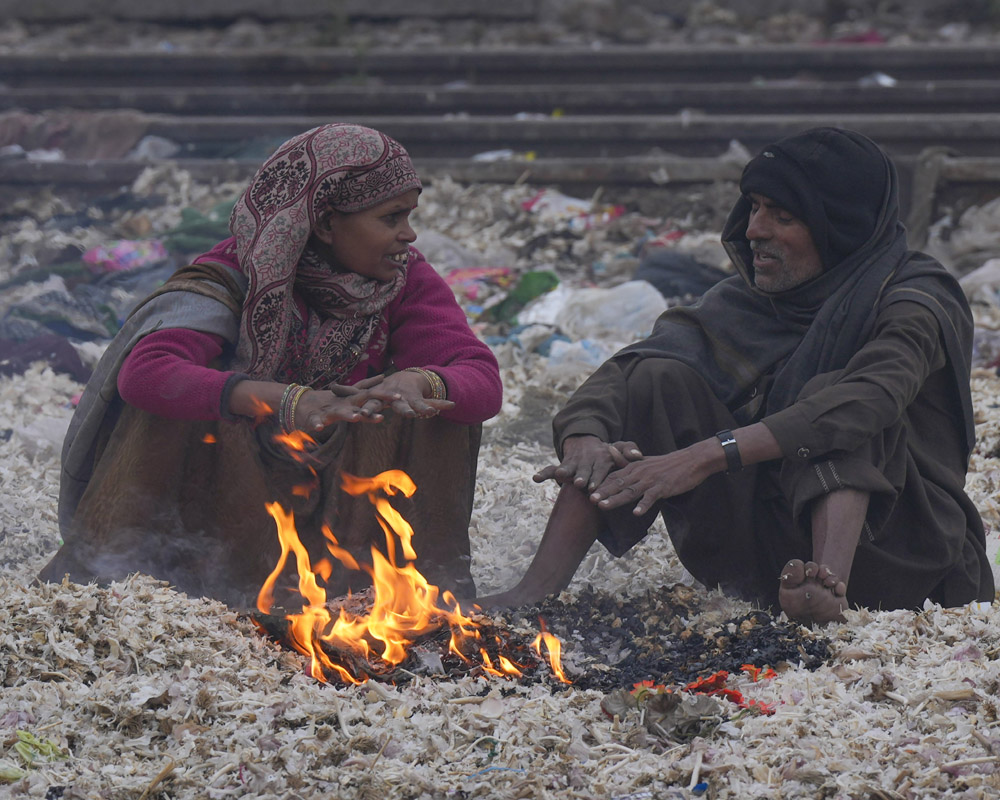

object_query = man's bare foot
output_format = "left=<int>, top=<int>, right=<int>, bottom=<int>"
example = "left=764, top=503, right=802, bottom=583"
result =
left=778, top=559, right=848, bottom=624
left=474, top=590, right=524, bottom=611
left=472, top=587, right=536, bottom=612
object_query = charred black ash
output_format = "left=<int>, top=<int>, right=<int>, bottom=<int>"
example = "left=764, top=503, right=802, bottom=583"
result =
left=502, top=584, right=832, bottom=692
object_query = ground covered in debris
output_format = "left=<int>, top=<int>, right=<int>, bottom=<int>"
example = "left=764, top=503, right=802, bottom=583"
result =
left=2, top=158, right=1000, bottom=798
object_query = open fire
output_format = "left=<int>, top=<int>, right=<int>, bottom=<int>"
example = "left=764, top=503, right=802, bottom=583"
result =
left=252, top=452, right=569, bottom=687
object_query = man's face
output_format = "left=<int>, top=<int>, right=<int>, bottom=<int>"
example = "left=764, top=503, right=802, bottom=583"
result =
left=745, top=192, right=824, bottom=293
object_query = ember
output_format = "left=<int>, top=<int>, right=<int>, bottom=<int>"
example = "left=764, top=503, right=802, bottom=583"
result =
left=253, top=468, right=569, bottom=686
left=504, top=584, right=832, bottom=693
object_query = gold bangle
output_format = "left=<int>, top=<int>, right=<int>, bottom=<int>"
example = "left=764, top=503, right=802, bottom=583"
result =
left=288, top=385, right=311, bottom=432
left=403, top=367, right=447, bottom=400
left=279, top=383, right=301, bottom=432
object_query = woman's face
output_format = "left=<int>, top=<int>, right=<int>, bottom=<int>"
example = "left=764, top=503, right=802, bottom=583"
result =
left=313, top=188, right=420, bottom=282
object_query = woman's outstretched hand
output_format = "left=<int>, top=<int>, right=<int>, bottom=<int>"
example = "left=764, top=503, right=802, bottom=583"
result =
left=229, top=371, right=457, bottom=433
left=355, top=369, right=454, bottom=419
left=295, top=383, right=401, bottom=431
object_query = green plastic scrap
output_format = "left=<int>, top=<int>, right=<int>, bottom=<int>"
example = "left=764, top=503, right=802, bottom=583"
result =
left=161, top=197, right=239, bottom=256
left=12, top=729, right=68, bottom=767
left=480, top=269, right=559, bottom=324
left=0, top=729, right=67, bottom=783
left=0, top=763, right=26, bottom=783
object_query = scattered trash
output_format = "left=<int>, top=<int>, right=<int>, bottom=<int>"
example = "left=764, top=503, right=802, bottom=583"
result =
left=972, top=327, right=1000, bottom=369
left=471, top=149, right=517, bottom=162
left=82, top=239, right=168, bottom=274
left=719, top=138, right=753, bottom=164
left=933, top=197, right=1000, bottom=273
left=414, top=230, right=510, bottom=276
left=444, top=267, right=516, bottom=304
left=858, top=71, right=898, bottom=87
left=0, top=333, right=92, bottom=382
left=160, top=197, right=238, bottom=255
left=635, top=249, right=728, bottom=301
left=128, top=134, right=181, bottom=160
left=521, top=188, right=625, bottom=232
left=601, top=668, right=777, bottom=744
left=547, top=337, right=613, bottom=370
left=26, top=148, right=65, bottom=162
left=3, top=276, right=121, bottom=340
left=479, top=269, right=559, bottom=324
left=12, top=414, right=72, bottom=459
left=547, top=280, right=666, bottom=343
left=938, top=22, right=972, bottom=42
left=960, top=257, right=1000, bottom=308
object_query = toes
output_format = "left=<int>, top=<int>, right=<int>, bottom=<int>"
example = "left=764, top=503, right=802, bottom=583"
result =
left=780, top=559, right=807, bottom=587
left=802, top=560, right=820, bottom=579
left=815, top=564, right=839, bottom=589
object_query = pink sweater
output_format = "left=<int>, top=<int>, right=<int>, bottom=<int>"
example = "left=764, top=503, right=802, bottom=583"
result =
left=117, top=239, right=502, bottom=425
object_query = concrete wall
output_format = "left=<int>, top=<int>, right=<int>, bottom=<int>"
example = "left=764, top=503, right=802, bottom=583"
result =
left=0, top=0, right=540, bottom=23
left=0, top=0, right=990, bottom=25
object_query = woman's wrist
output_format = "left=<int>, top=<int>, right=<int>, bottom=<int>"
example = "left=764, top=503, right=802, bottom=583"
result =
left=402, top=367, right=447, bottom=400
left=228, top=380, right=286, bottom=420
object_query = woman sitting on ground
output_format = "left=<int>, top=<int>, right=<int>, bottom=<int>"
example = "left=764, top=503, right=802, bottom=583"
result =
left=40, top=123, right=502, bottom=607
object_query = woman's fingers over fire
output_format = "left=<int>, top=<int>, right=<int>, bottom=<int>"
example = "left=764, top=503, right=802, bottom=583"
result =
left=389, top=396, right=455, bottom=418
left=351, top=375, right=386, bottom=391
left=326, top=382, right=361, bottom=397
left=352, top=386, right=403, bottom=418
left=360, top=385, right=404, bottom=405
left=326, top=376, right=385, bottom=397
left=296, top=393, right=373, bottom=430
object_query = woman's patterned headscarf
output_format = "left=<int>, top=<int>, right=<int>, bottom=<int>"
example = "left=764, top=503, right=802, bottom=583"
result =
left=229, top=123, right=422, bottom=384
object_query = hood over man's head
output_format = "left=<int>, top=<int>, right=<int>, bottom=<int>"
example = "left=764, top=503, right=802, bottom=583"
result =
left=739, top=127, right=891, bottom=270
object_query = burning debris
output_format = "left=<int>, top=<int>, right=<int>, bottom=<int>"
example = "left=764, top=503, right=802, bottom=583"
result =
left=250, top=467, right=570, bottom=687
left=253, top=602, right=568, bottom=687
left=251, top=471, right=829, bottom=691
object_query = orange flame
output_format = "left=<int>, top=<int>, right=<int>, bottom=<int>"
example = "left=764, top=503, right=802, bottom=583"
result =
left=340, top=470, right=418, bottom=561
left=248, top=396, right=274, bottom=424
left=256, top=469, right=568, bottom=686
left=270, top=429, right=320, bottom=500
left=532, top=618, right=571, bottom=684
left=272, top=430, right=318, bottom=463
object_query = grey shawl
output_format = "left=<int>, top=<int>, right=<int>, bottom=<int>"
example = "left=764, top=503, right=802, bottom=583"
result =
left=59, top=264, right=247, bottom=535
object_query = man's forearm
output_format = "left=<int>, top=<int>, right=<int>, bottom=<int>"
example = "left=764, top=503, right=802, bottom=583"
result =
left=698, top=421, right=785, bottom=477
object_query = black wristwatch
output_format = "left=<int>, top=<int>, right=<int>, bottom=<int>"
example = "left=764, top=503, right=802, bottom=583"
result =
left=715, top=429, right=743, bottom=474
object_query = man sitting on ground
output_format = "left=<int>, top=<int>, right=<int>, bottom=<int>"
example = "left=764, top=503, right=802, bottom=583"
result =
left=481, top=127, right=994, bottom=624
